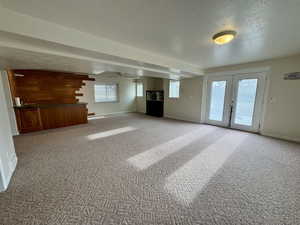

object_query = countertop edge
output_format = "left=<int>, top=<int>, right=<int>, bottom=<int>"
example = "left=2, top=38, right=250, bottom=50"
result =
left=14, top=103, right=88, bottom=109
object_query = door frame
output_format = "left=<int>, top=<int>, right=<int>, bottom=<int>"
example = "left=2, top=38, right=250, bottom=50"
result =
left=205, top=75, right=232, bottom=127
left=201, top=67, right=270, bottom=133
left=230, top=73, right=266, bottom=132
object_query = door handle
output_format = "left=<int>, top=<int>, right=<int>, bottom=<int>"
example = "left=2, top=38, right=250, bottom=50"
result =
left=229, top=104, right=234, bottom=124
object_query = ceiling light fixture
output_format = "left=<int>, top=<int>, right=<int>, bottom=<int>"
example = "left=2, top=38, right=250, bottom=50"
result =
left=213, top=30, right=237, bottom=45
left=137, top=69, right=144, bottom=76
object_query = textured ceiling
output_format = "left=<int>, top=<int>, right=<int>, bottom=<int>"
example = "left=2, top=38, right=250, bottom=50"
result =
left=1, top=0, right=300, bottom=69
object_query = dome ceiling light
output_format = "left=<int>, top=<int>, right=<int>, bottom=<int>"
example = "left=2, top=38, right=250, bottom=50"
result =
left=213, top=30, right=237, bottom=45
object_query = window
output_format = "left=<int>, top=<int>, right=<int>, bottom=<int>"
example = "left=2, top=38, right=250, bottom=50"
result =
left=94, top=84, right=118, bottom=103
left=209, top=81, right=226, bottom=121
left=136, top=82, right=143, bottom=97
left=169, top=80, right=180, bottom=98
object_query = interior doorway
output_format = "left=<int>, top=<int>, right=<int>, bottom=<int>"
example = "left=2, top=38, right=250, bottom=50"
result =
left=205, top=73, right=266, bottom=132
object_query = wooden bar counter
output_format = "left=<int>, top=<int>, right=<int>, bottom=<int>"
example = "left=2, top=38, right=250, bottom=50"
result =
left=14, top=103, right=88, bottom=133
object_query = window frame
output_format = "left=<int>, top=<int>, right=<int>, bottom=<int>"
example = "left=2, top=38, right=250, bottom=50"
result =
left=94, top=83, right=119, bottom=103
left=168, top=80, right=180, bottom=98
left=136, top=81, right=144, bottom=97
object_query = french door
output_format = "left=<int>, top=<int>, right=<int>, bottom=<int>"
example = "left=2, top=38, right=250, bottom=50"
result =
left=205, top=73, right=265, bottom=132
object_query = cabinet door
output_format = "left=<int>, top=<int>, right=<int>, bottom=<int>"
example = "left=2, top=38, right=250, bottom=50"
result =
left=146, top=101, right=164, bottom=117
left=17, top=108, right=43, bottom=133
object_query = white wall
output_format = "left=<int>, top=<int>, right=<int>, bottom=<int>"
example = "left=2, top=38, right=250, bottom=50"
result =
left=79, top=55, right=300, bottom=143
left=1, top=71, right=18, bottom=136
left=0, top=72, right=17, bottom=191
left=136, top=78, right=147, bottom=113
left=163, top=77, right=203, bottom=123
left=79, top=73, right=136, bottom=116
left=148, top=54, right=300, bottom=142
left=205, top=55, right=300, bottom=142
left=135, top=76, right=203, bottom=123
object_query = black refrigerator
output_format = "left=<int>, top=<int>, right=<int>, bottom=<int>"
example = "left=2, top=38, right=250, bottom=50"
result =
left=146, top=90, right=164, bottom=117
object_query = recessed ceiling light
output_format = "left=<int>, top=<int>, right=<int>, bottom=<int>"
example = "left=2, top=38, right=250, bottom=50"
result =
left=137, top=69, right=144, bottom=76
left=213, top=30, right=237, bottom=45
left=95, top=70, right=105, bottom=74
left=169, top=68, right=181, bottom=74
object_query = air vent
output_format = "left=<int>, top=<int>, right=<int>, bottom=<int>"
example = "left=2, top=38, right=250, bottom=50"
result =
left=284, top=72, right=300, bottom=80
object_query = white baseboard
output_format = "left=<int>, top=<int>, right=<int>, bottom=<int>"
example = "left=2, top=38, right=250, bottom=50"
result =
left=88, top=111, right=135, bottom=118
left=12, top=131, right=20, bottom=136
left=0, top=154, right=17, bottom=192
left=261, top=131, right=300, bottom=143
left=9, top=155, right=17, bottom=175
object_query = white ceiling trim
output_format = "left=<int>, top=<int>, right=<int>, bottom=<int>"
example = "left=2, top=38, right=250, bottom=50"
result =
left=204, top=66, right=270, bottom=77
left=0, top=32, right=200, bottom=78
left=0, top=6, right=202, bottom=75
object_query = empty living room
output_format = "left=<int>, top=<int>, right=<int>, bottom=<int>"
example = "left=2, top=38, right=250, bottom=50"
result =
left=0, top=1, right=300, bottom=224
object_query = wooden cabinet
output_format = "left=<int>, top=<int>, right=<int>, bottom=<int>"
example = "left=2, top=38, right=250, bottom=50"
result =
left=7, top=70, right=94, bottom=133
left=15, top=108, right=43, bottom=133
left=40, top=105, right=87, bottom=129
left=15, top=103, right=88, bottom=133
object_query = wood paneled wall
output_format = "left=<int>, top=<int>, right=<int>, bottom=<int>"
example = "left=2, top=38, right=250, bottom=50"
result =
left=8, top=70, right=95, bottom=104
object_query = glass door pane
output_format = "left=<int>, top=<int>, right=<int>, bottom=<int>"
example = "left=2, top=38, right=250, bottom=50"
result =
left=234, top=79, right=258, bottom=126
left=209, top=81, right=227, bottom=121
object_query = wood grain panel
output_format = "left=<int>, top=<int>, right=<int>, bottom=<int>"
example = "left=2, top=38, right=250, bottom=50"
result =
left=9, top=69, right=95, bottom=104
left=40, top=105, right=88, bottom=129
left=7, top=69, right=93, bottom=133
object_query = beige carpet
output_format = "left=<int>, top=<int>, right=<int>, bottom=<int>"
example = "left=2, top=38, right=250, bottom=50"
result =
left=0, top=113, right=299, bottom=225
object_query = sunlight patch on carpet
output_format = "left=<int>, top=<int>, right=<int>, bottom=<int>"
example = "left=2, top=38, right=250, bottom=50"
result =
left=88, top=116, right=106, bottom=120
left=86, top=126, right=137, bottom=140
left=164, top=131, right=248, bottom=205
left=127, top=126, right=216, bottom=170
